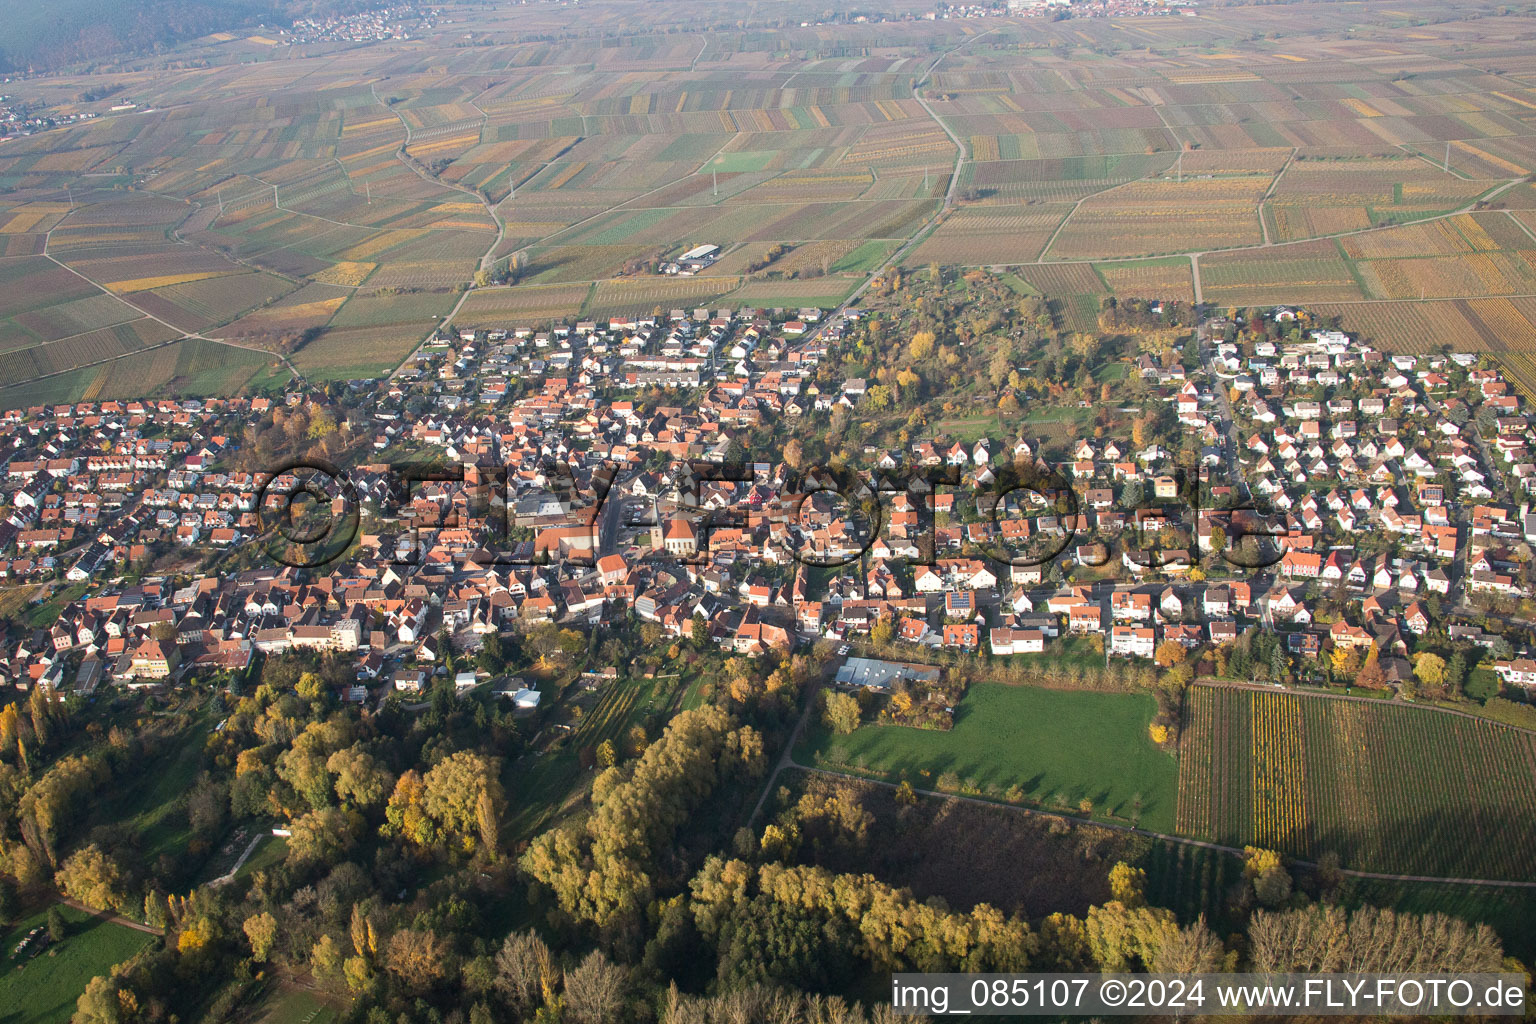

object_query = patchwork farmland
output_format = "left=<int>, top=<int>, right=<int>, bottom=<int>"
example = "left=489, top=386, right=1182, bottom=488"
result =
left=5, top=0, right=1536, bottom=401
left=1176, top=685, right=1536, bottom=881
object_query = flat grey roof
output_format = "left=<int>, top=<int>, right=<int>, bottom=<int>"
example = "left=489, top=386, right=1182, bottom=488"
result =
left=834, top=657, right=940, bottom=690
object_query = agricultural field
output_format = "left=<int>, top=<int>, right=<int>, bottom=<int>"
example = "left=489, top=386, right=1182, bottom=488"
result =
left=290, top=324, right=426, bottom=382
left=3, top=0, right=1536, bottom=398
left=571, top=679, right=645, bottom=752
left=1046, top=178, right=1270, bottom=261
left=797, top=683, right=1179, bottom=833
left=1176, top=685, right=1536, bottom=880
left=582, top=276, right=742, bottom=319
left=1312, top=296, right=1536, bottom=354
left=904, top=204, right=1068, bottom=266
left=1200, top=239, right=1366, bottom=305
left=727, top=276, right=861, bottom=308
left=1264, top=155, right=1493, bottom=241
left=1095, top=258, right=1196, bottom=304
left=457, top=283, right=596, bottom=323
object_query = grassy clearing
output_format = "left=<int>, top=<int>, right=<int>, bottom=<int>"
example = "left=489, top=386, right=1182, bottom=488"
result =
left=707, top=152, right=776, bottom=173
left=797, top=683, right=1179, bottom=832
left=931, top=415, right=998, bottom=443
left=832, top=240, right=896, bottom=274
left=0, top=905, right=156, bottom=1024
left=26, top=583, right=90, bottom=629
left=997, top=635, right=1104, bottom=671
left=501, top=746, right=584, bottom=845
left=999, top=272, right=1039, bottom=296
left=88, top=706, right=213, bottom=863
left=234, top=835, right=287, bottom=881
left=255, top=986, right=340, bottom=1024
left=679, top=680, right=710, bottom=711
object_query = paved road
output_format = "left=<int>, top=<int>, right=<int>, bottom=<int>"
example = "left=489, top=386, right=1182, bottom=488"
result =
left=20, top=215, right=311, bottom=390
left=56, top=895, right=166, bottom=935
left=911, top=31, right=993, bottom=210
left=793, top=30, right=997, bottom=351
left=1198, top=321, right=1252, bottom=502
left=596, top=480, right=630, bottom=558
left=747, top=674, right=826, bottom=827
left=208, top=832, right=267, bottom=887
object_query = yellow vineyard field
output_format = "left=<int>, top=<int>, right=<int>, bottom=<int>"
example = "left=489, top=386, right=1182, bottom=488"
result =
left=312, top=261, right=377, bottom=286
left=104, top=271, right=233, bottom=293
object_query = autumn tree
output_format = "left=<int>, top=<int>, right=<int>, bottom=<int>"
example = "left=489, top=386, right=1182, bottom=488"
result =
left=1154, top=917, right=1226, bottom=973
left=276, top=718, right=357, bottom=811
left=1329, top=645, right=1360, bottom=679
left=495, top=929, right=554, bottom=1013
left=476, top=788, right=501, bottom=859
left=385, top=928, right=450, bottom=993
left=0, top=704, right=20, bottom=760
left=1085, top=899, right=1178, bottom=971
left=989, top=345, right=1013, bottom=390
left=1108, top=862, right=1147, bottom=907
left=783, top=438, right=806, bottom=472
left=19, top=754, right=106, bottom=867
left=74, top=974, right=130, bottom=1024
left=55, top=844, right=127, bottom=913
left=1154, top=641, right=1186, bottom=668
left=244, top=911, right=278, bottom=962
left=563, top=949, right=628, bottom=1024
left=286, top=806, right=364, bottom=867
left=1037, top=912, right=1090, bottom=970
left=1248, top=905, right=1502, bottom=973
left=520, top=708, right=765, bottom=928
left=1244, top=847, right=1292, bottom=907
left=416, top=751, right=506, bottom=855
left=1356, top=645, right=1387, bottom=689
left=1412, top=652, right=1446, bottom=689
left=383, top=769, right=432, bottom=846
left=328, top=744, right=394, bottom=809
left=690, top=856, right=1033, bottom=973
left=821, top=691, right=860, bottom=735
left=187, top=775, right=226, bottom=838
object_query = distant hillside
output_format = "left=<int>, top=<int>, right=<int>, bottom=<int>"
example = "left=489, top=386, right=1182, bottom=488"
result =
left=0, top=0, right=373, bottom=72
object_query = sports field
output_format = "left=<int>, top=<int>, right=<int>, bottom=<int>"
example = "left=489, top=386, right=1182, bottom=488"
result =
left=797, top=683, right=1179, bottom=832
